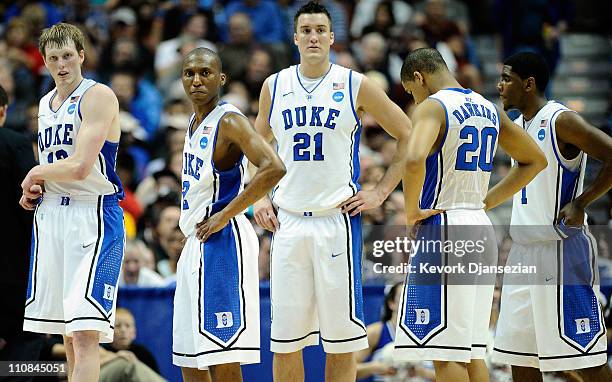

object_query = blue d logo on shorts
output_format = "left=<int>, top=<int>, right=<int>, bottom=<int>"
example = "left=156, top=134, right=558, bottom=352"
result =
left=200, top=136, right=209, bottom=149
left=67, top=104, right=76, bottom=114
left=332, top=92, right=344, bottom=102
left=538, top=129, right=545, bottom=141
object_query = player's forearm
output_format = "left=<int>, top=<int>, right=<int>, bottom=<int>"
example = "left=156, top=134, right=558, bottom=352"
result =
left=572, top=159, right=612, bottom=209
left=218, top=159, right=285, bottom=221
left=484, top=162, right=543, bottom=210
left=403, top=158, right=426, bottom=220
left=375, top=133, right=410, bottom=198
left=31, top=159, right=91, bottom=183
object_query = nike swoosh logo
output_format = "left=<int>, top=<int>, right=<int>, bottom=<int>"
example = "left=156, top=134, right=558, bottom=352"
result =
left=332, top=252, right=343, bottom=258
left=282, top=92, right=293, bottom=97
left=82, top=242, right=95, bottom=249
left=545, top=276, right=553, bottom=282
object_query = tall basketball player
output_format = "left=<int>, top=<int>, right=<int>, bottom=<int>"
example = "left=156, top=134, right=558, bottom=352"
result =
left=172, top=48, right=285, bottom=382
left=253, top=2, right=412, bottom=381
left=19, top=23, right=124, bottom=382
left=492, top=52, right=612, bottom=382
left=394, top=48, right=547, bottom=382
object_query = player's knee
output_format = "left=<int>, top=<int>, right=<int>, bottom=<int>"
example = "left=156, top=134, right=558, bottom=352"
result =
left=326, top=352, right=355, bottom=365
left=274, top=350, right=302, bottom=361
left=71, top=330, right=100, bottom=351
left=434, top=360, right=467, bottom=370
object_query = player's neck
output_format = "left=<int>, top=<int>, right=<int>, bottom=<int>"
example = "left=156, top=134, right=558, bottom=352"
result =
left=192, top=96, right=220, bottom=126
left=521, top=96, right=548, bottom=121
left=55, top=75, right=84, bottom=102
left=428, top=73, right=462, bottom=94
left=298, top=59, right=331, bottom=79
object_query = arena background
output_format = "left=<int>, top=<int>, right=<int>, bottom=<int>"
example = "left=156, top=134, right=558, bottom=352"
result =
left=1, top=0, right=610, bottom=381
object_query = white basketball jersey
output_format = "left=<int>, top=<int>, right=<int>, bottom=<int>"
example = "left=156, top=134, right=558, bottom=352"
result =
left=267, top=64, right=362, bottom=212
left=510, top=101, right=585, bottom=244
left=422, top=88, right=500, bottom=210
left=179, top=102, right=246, bottom=237
left=37, top=78, right=123, bottom=197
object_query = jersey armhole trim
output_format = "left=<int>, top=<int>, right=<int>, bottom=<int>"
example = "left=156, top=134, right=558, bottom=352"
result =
left=268, top=73, right=280, bottom=127
left=348, top=70, right=361, bottom=129
left=549, top=108, right=581, bottom=173
left=210, top=111, right=245, bottom=174
left=427, top=96, right=449, bottom=158
left=77, top=81, right=99, bottom=121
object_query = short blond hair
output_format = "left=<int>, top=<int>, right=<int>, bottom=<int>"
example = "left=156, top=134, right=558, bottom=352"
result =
left=39, top=23, right=85, bottom=57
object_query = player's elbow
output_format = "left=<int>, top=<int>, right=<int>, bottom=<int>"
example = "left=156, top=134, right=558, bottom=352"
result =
left=269, top=159, right=287, bottom=184
left=73, top=162, right=92, bottom=180
left=405, top=153, right=426, bottom=173
left=533, top=150, right=548, bottom=173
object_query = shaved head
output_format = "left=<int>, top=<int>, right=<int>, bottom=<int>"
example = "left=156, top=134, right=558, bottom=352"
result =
left=183, top=47, right=222, bottom=72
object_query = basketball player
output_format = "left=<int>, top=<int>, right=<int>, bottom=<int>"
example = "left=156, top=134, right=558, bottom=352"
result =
left=253, top=2, right=412, bottom=381
left=172, top=48, right=285, bottom=382
left=394, top=48, right=547, bottom=382
left=492, top=52, right=612, bottom=382
left=19, top=23, right=124, bottom=382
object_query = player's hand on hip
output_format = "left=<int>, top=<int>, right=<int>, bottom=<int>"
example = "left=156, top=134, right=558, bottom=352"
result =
left=254, top=197, right=279, bottom=232
left=557, top=201, right=585, bottom=227
left=339, top=189, right=386, bottom=216
left=19, top=194, right=38, bottom=211
left=196, top=213, right=230, bottom=242
left=406, top=208, right=443, bottom=227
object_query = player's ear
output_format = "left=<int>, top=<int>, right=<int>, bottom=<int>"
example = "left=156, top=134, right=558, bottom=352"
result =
left=524, top=76, right=536, bottom=93
left=293, top=32, right=298, bottom=47
left=329, top=31, right=335, bottom=46
left=79, top=49, right=85, bottom=65
left=414, top=71, right=424, bottom=85
left=220, top=73, right=227, bottom=86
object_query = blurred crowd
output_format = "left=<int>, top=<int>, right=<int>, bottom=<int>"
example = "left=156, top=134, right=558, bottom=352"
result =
left=0, top=0, right=609, bottom=288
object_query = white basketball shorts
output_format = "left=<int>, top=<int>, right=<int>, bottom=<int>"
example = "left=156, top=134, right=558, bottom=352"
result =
left=394, top=209, right=498, bottom=363
left=24, top=194, right=125, bottom=343
left=492, top=227, right=607, bottom=371
left=270, top=208, right=368, bottom=354
left=173, top=214, right=260, bottom=369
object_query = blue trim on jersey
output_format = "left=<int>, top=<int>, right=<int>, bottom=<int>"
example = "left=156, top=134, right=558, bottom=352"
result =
left=295, top=64, right=333, bottom=94
left=100, top=141, right=125, bottom=199
left=350, top=214, right=365, bottom=325
left=428, top=97, right=449, bottom=156
left=349, top=70, right=362, bottom=191
left=48, top=78, right=85, bottom=113
left=402, top=213, right=443, bottom=341
left=549, top=108, right=579, bottom=173
left=268, top=73, right=279, bottom=126
left=421, top=154, right=439, bottom=209
left=201, top=219, right=244, bottom=345
left=443, top=87, right=472, bottom=94
left=25, top=209, right=39, bottom=304
left=561, top=231, right=603, bottom=350
left=90, top=203, right=124, bottom=315
left=209, top=111, right=244, bottom=216
left=559, top=167, right=580, bottom=211
left=77, top=81, right=97, bottom=120
left=188, top=114, right=197, bottom=139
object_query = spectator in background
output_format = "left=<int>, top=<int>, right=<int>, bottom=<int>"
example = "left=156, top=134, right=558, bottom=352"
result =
left=218, top=12, right=259, bottom=82
left=3, top=0, right=63, bottom=27
left=157, top=225, right=184, bottom=283
left=155, top=11, right=216, bottom=94
left=361, top=1, right=398, bottom=40
left=243, top=48, right=274, bottom=100
left=103, top=308, right=160, bottom=373
left=110, top=71, right=162, bottom=140
left=120, top=240, right=166, bottom=287
left=0, top=58, right=35, bottom=132
left=160, top=0, right=207, bottom=41
left=99, top=36, right=154, bottom=83
left=150, top=205, right=181, bottom=263
left=350, top=0, right=413, bottom=39
left=223, top=0, right=286, bottom=44
left=0, top=84, right=43, bottom=377
left=4, top=17, right=45, bottom=77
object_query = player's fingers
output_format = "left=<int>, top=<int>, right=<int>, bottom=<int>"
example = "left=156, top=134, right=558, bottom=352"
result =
left=258, top=213, right=273, bottom=231
left=269, top=212, right=279, bottom=231
left=342, top=199, right=364, bottom=214
left=337, top=195, right=358, bottom=209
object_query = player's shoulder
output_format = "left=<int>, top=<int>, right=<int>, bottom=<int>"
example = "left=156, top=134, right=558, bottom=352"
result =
left=80, top=83, right=118, bottom=110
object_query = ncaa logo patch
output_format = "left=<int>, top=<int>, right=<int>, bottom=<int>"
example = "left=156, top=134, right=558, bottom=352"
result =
left=332, top=91, right=344, bottom=102
left=67, top=104, right=76, bottom=114
left=538, top=129, right=545, bottom=141
left=200, top=136, right=209, bottom=149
